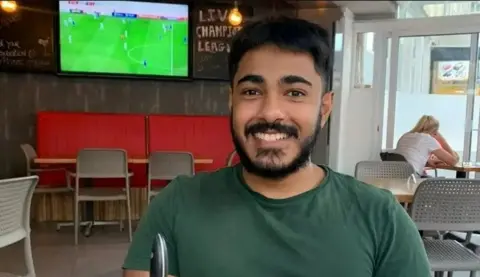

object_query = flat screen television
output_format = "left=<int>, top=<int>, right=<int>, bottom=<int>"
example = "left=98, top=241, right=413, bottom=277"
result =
left=57, top=1, right=190, bottom=78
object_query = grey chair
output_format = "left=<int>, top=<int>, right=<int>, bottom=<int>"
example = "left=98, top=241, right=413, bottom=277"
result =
left=0, top=176, right=39, bottom=277
left=226, top=150, right=238, bottom=167
left=21, top=144, right=71, bottom=193
left=148, top=151, right=194, bottom=203
left=354, top=161, right=415, bottom=179
left=411, top=179, right=480, bottom=277
left=69, top=149, right=133, bottom=245
left=151, top=233, right=169, bottom=277
left=20, top=144, right=73, bottom=231
left=379, top=151, right=438, bottom=177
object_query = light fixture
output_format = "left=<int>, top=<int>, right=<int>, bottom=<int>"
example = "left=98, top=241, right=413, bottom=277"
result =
left=1, top=1, right=17, bottom=13
left=228, top=1, right=243, bottom=26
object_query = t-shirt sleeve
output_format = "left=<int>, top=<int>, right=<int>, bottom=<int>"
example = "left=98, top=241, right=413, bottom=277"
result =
left=374, top=195, right=431, bottom=277
left=122, top=178, right=181, bottom=276
left=423, top=135, right=442, bottom=153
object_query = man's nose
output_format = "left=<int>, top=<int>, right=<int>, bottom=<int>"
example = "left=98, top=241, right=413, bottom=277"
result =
left=258, top=94, right=286, bottom=122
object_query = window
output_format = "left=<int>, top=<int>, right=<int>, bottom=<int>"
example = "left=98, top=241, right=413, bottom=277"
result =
left=354, top=32, right=374, bottom=88
left=397, top=1, right=480, bottom=19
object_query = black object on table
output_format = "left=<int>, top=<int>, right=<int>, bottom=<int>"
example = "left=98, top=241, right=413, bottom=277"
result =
left=151, top=233, right=168, bottom=277
left=456, top=170, right=467, bottom=178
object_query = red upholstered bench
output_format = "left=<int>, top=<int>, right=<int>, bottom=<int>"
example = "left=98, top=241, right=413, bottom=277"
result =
left=148, top=114, right=233, bottom=173
left=36, top=111, right=147, bottom=187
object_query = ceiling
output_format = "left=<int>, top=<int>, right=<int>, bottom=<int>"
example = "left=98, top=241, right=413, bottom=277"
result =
left=332, top=1, right=397, bottom=14
left=282, top=0, right=336, bottom=9
left=262, top=0, right=397, bottom=14
left=199, top=0, right=397, bottom=14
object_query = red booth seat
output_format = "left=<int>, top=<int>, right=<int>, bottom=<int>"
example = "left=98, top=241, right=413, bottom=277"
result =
left=36, top=111, right=147, bottom=187
left=148, top=114, right=234, bottom=172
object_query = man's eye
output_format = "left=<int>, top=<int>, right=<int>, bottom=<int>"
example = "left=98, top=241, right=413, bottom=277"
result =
left=242, top=89, right=260, bottom=96
left=286, top=90, right=305, bottom=97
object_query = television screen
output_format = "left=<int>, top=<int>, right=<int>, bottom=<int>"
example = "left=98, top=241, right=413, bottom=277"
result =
left=58, top=1, right=189, bottom=77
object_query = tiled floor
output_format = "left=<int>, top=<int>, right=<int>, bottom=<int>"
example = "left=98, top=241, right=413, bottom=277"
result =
left=0, top=224, right=130, bottom=277
left=0, top=225, right=478, bottom=277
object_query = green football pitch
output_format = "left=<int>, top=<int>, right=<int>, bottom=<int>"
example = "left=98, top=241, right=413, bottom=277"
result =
left=59, top=12, right=188, bottom=76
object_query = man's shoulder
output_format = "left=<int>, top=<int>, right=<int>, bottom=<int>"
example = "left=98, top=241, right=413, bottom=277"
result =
left=173, top=166, right=236, bottom=186
left=327, top=168, right=410, bottom=237
left=327, top=168, right=398, bottom=210
left=157, top=166, right=238, bottom=199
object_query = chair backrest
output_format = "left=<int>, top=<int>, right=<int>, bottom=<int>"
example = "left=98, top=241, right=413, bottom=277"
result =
left=379, top=152, right=407, bottom=162
left=20, top=144, right=37, bottom=174
left=411, top=178, right=480, bottom=231
left=354, top=161, right=415, bottom=179
left=76, top=149, right=129, bottom=179
left=0, top=176, right=38, bottom=248
left=148, top=151, right=194, bottom=181
left=226, top=150, right=238, bottom=167
left=150, top=233, right=168, bottom=277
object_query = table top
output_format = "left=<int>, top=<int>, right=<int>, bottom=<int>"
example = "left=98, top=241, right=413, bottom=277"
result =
left=34, top=158, right=214, bottom=165
left=360, top=177, right=427, bottom=203
left=435, top=162, right=480, bottom=172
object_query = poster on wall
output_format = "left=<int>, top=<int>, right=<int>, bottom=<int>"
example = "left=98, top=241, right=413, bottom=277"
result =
left=431, top=60, right=480, bottom=95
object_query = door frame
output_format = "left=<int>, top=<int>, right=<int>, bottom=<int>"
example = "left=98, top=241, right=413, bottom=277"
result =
left=353, top=14, right=480, bottom=164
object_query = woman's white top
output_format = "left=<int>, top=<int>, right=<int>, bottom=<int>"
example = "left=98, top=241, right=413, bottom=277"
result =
left=394, top=132, right=441, bottom=174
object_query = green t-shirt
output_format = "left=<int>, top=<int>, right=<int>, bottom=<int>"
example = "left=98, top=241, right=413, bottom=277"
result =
left=123, top=165, right=430, bottom=277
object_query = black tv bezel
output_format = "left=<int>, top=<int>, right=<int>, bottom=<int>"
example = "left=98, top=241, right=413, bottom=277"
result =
left=54, top=0, right=193, bottom=81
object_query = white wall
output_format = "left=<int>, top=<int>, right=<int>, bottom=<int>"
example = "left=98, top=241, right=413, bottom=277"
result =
left=330, top=8, right=381, bottom=175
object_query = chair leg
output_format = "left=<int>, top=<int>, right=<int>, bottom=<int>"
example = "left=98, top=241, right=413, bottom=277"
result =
left=74, top=199, right=79, bottom=245
left=447, top=272, right=453, bottom=277
left=470, top=271, right=477, bottom=277
left=24, top=234, right=36, bottom=277
left=126, top=197, right=132, bottom=242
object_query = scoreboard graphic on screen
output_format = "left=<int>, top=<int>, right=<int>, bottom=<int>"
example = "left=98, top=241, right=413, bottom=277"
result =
left=68, top=1, right=95, bottom=6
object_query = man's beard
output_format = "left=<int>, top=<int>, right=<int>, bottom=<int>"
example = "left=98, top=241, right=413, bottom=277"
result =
left=230, top=114, right=321, bottom=180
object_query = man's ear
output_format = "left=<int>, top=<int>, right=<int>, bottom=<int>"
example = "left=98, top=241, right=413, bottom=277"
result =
left=320, top=91, right=333, bottom=128
left=228, top=87, right=233, bottom=110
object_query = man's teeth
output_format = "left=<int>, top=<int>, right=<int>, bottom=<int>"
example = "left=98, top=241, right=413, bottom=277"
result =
left=254, top=133, right=288, bottom=141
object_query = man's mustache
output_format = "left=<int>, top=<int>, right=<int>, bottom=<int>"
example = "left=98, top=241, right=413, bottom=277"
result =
left=244, top=122, right=299, bottom=139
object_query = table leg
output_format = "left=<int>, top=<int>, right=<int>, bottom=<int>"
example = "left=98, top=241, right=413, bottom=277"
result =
left=456, top=171, right=467, bottom=178
left=83, top=178, right=94, bottom=237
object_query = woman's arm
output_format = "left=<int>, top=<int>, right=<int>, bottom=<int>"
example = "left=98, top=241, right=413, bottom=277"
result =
left=432, top=132, right=459, bottom=162
left=432, top=148, right=458, bottom=166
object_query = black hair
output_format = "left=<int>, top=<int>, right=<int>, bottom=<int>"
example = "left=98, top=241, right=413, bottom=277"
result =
left=228, top=15, right=331, bottom=85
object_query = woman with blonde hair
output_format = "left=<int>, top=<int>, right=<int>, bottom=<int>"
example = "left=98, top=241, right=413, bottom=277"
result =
left=394, top=115, right=459, bottom=177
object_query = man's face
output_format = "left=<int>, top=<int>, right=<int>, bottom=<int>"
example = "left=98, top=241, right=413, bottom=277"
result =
left=229, top=45, right=333, bottom=179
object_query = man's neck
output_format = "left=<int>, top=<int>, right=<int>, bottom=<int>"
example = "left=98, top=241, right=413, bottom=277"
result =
left=242, top=163, right=325, bottom=199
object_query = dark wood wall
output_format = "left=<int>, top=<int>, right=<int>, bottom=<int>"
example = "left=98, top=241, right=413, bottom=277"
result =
left=0, top=4, right=342, bottom=178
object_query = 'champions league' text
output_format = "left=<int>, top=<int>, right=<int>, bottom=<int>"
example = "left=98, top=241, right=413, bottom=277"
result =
left=196, top=9, right=242, bottom=54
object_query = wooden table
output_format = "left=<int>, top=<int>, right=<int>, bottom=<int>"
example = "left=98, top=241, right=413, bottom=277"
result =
left=34, top=158, right=214, bottom=164
left=361, top=178, right=427, bottom=203
left=435, top=163, right=480, bottom=178
left=31, top=157, right=213, bottom=227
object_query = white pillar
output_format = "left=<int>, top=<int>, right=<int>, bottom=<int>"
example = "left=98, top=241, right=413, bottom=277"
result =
left=329, top=7, right=354, bottom=172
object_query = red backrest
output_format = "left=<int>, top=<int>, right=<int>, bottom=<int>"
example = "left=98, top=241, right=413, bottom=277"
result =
left=37, top=111, right=147, bottom=158
left=36, top=111, right=147, bottom=187
left=148, top=115, right=234, bottom=172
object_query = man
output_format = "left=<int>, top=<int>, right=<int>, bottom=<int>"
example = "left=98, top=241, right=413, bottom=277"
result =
left=123, top=16, right=431, bottom=277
